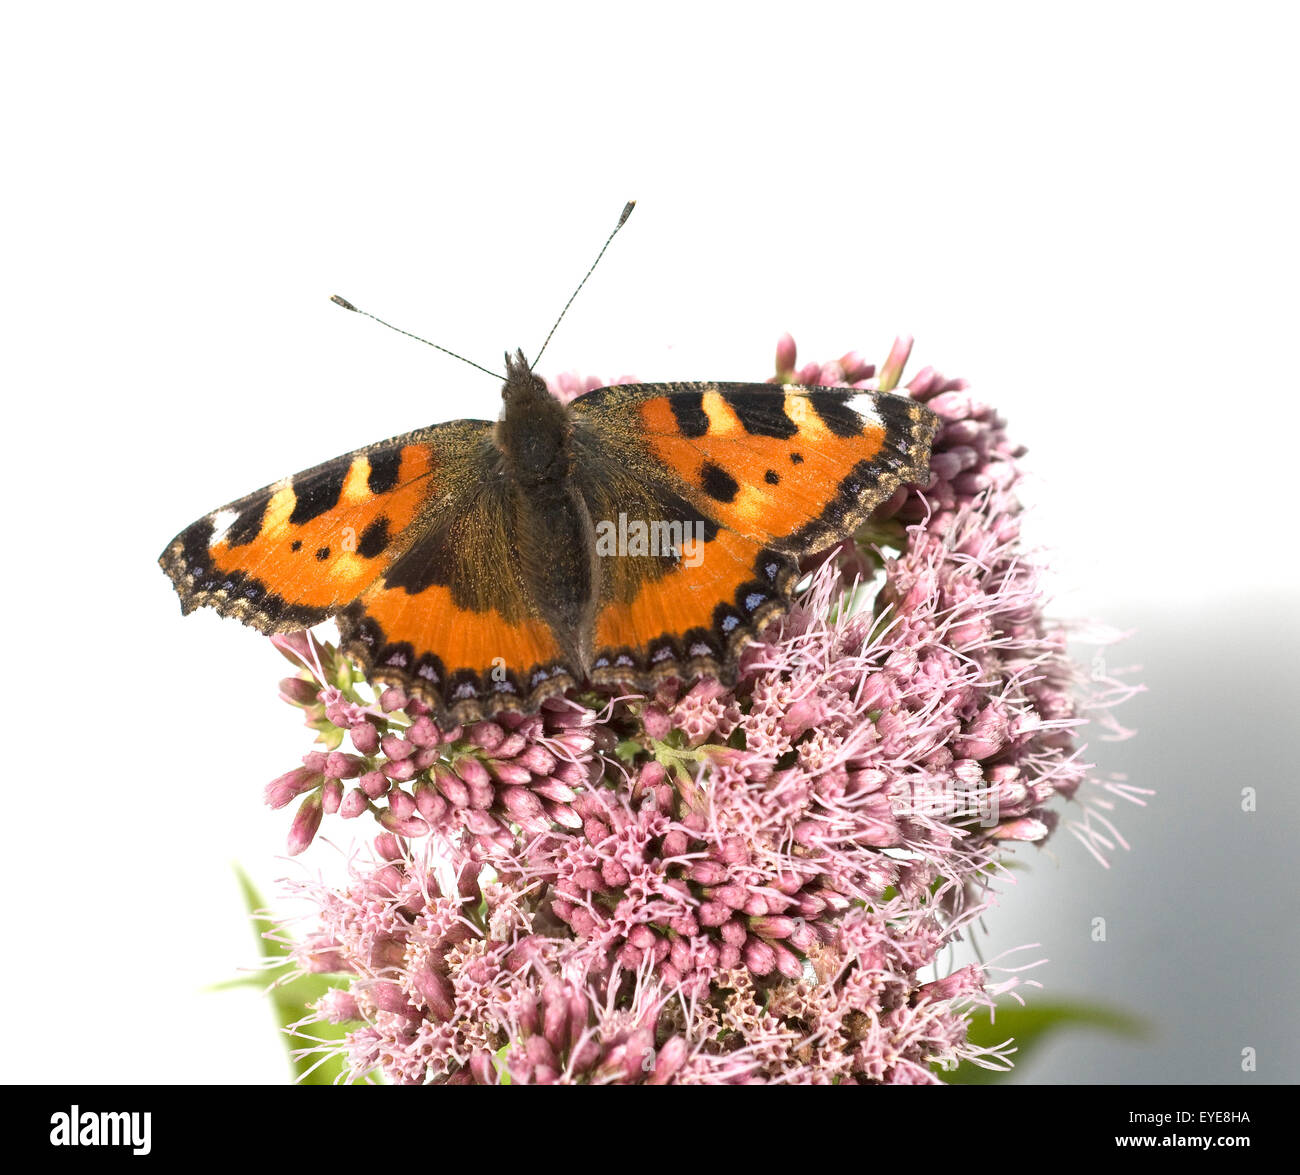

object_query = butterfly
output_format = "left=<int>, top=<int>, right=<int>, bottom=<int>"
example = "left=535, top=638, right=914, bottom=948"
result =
left=159, top=347, right=938, bottom=726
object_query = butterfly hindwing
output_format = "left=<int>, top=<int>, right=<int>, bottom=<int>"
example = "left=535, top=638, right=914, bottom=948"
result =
left=567, top=412, right=791, bottom=688
left=587, top=520, right=798, bottom=691
left=337, top=427, right=577, bottom=720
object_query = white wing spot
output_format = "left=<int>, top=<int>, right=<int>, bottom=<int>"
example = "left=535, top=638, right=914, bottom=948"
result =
left=846, top=392, right=882, bottom=427
left=209, top=508, right=239, bottom=541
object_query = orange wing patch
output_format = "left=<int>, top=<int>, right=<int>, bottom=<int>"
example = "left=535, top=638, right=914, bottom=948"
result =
left=590, top=526, right=799, bottom=690
left=160, top=439, right=438, bottom=633
left=633, top=385, right=931, bottom=554
left=339, top=580, right=575, bottom=720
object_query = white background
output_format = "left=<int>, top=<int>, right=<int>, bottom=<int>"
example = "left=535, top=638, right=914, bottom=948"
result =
left=2, top=2, right=1295, bottom=1083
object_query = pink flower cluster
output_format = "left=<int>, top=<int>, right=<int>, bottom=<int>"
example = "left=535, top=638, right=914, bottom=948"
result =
left=268, top=653, right=601, bottom=856
left=269, top=336, right=1127, bottom=1084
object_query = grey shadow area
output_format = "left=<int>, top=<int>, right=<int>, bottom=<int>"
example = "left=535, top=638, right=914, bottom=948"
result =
left=955, top=593, right=1299, bottom=1083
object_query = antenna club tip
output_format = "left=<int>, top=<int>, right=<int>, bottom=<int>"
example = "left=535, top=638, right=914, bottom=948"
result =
left=330, top=295, right=358, bottom=311
left=618, top=200, right=636, bottom=226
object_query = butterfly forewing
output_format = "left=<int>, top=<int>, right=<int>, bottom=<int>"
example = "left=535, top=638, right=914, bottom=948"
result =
left=160, top=426, right=449, bottom=632
left=571, top=382, right=936, bottom=556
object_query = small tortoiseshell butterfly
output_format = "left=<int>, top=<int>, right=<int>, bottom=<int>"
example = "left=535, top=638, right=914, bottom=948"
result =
left=159, top=212, right=938, bottom=725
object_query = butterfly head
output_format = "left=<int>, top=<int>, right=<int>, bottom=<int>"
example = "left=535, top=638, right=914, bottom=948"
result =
left=501, top=348, right=547, bottom=403
left=497, top=348, right=570, bottom=484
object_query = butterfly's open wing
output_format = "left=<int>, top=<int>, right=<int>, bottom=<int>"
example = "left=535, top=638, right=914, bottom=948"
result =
left=568, top=381, right=936, bottom=689
left=573, top=382, right=937, bottom=554
left=159, top=420, right=576, bottom=724
left=161, top=425, right=448, bottom=630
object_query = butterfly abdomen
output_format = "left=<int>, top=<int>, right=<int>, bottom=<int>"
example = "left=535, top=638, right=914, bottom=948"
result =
left=510, top=481, right=598, bottom=676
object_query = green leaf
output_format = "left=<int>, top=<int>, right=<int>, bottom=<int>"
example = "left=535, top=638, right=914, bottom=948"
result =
left=494, top=1043, right=513, bottom=1085
left=615, top=738, right=643, bottom=763
left=943, top=999, right=1149, bottom=1085
left=223, top=865, right=362, bottom=1085
left=854, top=518, right=907, bottom=553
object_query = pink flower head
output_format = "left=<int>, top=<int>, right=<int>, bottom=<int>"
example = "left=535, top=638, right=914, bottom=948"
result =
left=265, top=336, right=1137, bottom=1083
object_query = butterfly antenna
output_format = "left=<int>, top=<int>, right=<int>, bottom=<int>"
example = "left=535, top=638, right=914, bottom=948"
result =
left=531, top=200, right=636, bottom=370
left=329, top=296, right=505, bottom=380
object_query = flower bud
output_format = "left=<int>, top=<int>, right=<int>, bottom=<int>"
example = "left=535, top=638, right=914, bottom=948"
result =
left=264, top=767, right=321, bottom=810
left=287, top=791, right=324, bottom=855
left=278, top=677, right=320, bottom=707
